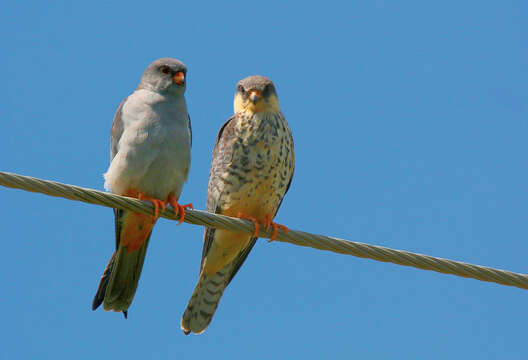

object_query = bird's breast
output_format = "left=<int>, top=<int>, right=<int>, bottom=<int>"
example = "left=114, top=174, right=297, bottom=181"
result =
left=218, top=112, right=294, bottom=220
left=104, top=93, right=191, bottom=199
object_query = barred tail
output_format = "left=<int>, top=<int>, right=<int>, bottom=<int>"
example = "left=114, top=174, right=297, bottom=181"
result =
left=180, top=263, right=232, bottom=335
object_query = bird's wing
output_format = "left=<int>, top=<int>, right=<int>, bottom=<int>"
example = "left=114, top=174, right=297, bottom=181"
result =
left=225, top=235, right=257, bottom=284
left=201, top=115, right=236, bottom=264
left=188, top=114, right=192, bottom=147
left=110, top=98, right=127, bottom=161
left=205, top=115, right=235, bottom=213
left=109, top=98, right=128, bottom=250
left=273, top=125, right=295, bottom=215
left=199, top=115, right=258, bottom=283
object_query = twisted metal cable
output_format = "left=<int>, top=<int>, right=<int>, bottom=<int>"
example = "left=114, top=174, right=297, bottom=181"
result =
left=1, top=170, right=527, bottom=290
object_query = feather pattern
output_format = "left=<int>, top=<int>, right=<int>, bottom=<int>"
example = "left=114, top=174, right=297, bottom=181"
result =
left=181, top=109, right=294, bottom=334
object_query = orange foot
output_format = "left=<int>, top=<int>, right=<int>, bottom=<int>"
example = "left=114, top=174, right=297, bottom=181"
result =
left=263, top=214, right=289, bottom=242
left=138, top=193, right=166, bottom=218
left=168, top=194, right=193, bottom=224
left=237, top=212, right=260, bottom=237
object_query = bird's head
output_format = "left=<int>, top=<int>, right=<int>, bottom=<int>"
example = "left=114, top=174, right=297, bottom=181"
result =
left=234, top=75, right=280, bottom=114
left=138, top=58, right=187, bottom=95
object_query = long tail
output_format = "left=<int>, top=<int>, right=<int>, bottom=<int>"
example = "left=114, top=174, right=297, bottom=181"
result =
left=180, top=263, right=233, bottom=334
left=92, top=209, right=154, bottom=316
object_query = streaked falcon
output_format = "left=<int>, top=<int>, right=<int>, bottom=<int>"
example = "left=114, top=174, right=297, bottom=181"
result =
left=92, top=58, right=193, bottom=318
left=181, top=75, right=295, bottom=334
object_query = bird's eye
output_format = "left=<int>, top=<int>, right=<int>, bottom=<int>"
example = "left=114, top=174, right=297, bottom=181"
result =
left=237, top=85, right=245, bottom=93
left=160, top=66, right=170, bottom=75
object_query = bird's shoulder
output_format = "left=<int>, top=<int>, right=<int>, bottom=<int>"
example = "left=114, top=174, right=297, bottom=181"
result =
left=215, top=114, right=238, bottom=144
left=110, top=98, right=127, bottom=160
left=210, top=115, right=236, bottom=165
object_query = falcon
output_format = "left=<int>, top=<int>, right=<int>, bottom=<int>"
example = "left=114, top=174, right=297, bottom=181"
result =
left=92, top=58, right=192, bottom=317
left=181, top=75, right=294, bottom=334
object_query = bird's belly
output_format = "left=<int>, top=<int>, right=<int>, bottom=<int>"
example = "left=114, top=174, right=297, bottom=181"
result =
left=219, top=136, right=293, bottom=221
left=105, top=129, right=190, bottom=200
left=137, top=150, right=190, bottom=199
left=220, top=175, right=280, bottom=220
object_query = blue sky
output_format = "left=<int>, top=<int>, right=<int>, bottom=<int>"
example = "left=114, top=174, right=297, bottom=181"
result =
left=1, top=1, right=526, bottom=358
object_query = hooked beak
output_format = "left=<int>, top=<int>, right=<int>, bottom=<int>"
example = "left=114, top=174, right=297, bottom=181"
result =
left=173, top=71, right=185, bottom=85
left=249, top=90, right=260, bottom=104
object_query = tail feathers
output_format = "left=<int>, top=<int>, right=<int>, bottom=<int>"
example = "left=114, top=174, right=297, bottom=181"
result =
left=92, top=235, right=151, bottom=315
left=181, top=263, right=232, bottom=335
left=92, top=252, right=116, bottom=311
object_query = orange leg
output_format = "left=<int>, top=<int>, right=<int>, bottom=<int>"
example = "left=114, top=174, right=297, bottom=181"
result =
left=264, top=214, right=289, bottom=242
left=237, top=212, right=260, bottom=237
left=138, top=193, right=166, bottom=218
left=168, top=194, right=193, bottom=224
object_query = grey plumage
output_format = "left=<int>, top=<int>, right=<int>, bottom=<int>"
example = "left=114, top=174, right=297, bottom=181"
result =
left=93, top=58, right=191, bottom=316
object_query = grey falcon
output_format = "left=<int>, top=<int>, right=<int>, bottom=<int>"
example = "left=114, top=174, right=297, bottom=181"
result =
left=92, top=58, right=193, bottom=318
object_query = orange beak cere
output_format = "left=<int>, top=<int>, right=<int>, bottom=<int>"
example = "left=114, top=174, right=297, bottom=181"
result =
left=249, top=90, right=260, bottom=104
left=173, top=71, right=185, bottom=85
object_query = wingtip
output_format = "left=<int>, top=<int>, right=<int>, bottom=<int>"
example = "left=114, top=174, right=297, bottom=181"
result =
left=92, top=297, right=103, bottom=311
left=92, top=251, right=117, bottom=313
left=123, top=311, right=128, bottom=319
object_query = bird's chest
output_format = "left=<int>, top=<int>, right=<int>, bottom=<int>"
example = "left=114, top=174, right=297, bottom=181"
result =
left=112, top=101, right=191, bottom=197
left=219, top=113, right=294, bottom=218
left=124, top=113, right=189, bottom=168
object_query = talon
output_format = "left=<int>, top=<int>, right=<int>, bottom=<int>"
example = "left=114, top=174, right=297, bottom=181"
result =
left=138, top=193, right=165, bottom=218
left=158, top=201, right=166, bottom=214
left=264, top=214, right=289, bottom=242
left=176, top=203, right=193, bottom=224
left=269, top=223, right=289, bottom=242
left=237, top=212, right=260, bottom=237
left=264, top=214, right=273, bottom=231
left=168, top=194, right=193, bottom=224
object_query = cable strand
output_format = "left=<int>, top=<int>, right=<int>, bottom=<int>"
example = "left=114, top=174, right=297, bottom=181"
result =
left=1, top=170, right=526, bottom=290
